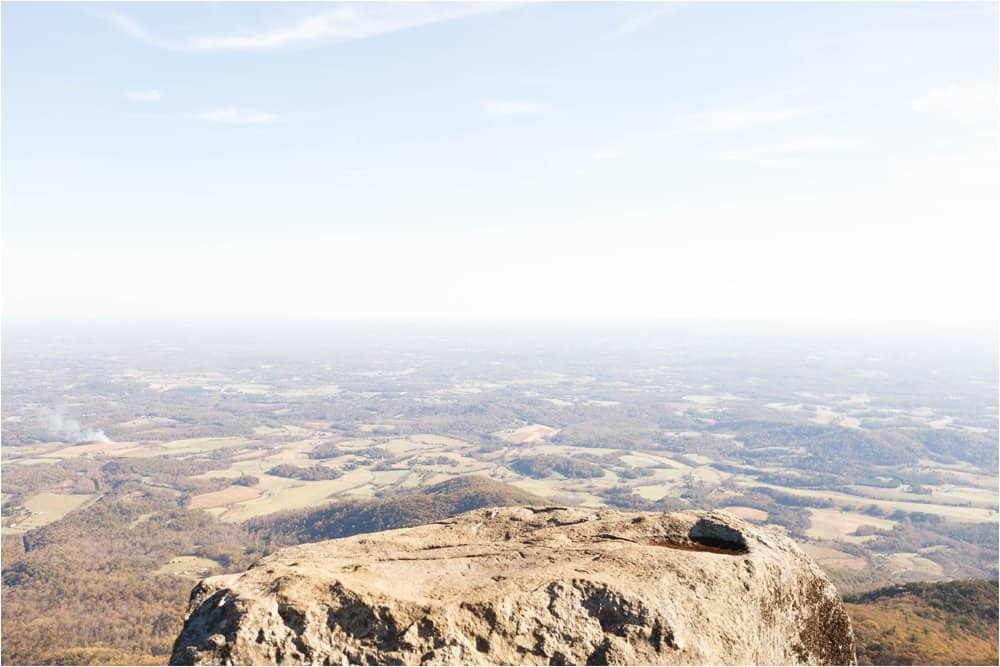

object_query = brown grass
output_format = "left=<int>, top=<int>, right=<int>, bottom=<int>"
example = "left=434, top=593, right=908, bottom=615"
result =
left=188, top=485, right=261, bottom=510
left=496, top=424, right=560, bottom=444
left=721, top=506, right=768, bottom=521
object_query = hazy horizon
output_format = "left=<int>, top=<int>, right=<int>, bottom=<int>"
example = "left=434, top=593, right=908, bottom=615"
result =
left=3, top=315, right=997, bottom=336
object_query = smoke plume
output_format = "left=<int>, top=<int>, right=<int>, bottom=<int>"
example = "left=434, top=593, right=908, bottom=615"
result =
left=45, top=410, right=112, bottom=444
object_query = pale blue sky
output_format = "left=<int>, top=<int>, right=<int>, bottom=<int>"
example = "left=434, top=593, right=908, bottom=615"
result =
left=2, top=2, right=997, bottom=321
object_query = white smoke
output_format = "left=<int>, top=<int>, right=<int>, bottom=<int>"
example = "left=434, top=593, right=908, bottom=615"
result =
left=45, top=410, right=112, bottom=444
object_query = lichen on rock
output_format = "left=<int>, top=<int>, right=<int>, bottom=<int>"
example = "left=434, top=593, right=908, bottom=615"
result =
left=170, top=507, right=856, bottom=665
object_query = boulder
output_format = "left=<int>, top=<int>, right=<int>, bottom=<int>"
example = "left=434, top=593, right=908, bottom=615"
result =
left=170, top=507, right=855, bottom=665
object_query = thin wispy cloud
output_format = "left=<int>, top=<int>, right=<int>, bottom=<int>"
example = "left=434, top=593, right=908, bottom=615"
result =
left=683, top=106, right=813, bottom=132
left=482, top=99, right=551, bottom=118
left=906, top=4, right=996, bottom=20
left=589, top=146, right=626, bottom=162
left=913, top=82, right=996, bottom=125
left=581, top=95, right=815, bottom=163
left=582, top=128, right=671, bottom=162
left=103, top=3, right=512, bottom=52
left=193, top=109, right=284, bottom=125
left=607, top=5, right=678, bottom=38
left=717, top=137, right=850, bottom=167
left=125, top=89, right=161, bottom=103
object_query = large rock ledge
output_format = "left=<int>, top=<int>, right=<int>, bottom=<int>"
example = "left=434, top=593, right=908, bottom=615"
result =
left=170, top=507, right=856, bottom=665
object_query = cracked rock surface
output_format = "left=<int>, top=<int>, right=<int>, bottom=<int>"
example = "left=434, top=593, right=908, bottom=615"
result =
left=170, top=507, right=856, bottom=665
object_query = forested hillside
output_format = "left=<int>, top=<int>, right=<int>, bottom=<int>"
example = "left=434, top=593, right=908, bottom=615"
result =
left=244, top=476, right=544, bottom=545
left=846, top=579, right=999, bottom=665
left=0, top=476, right=541, bottom=665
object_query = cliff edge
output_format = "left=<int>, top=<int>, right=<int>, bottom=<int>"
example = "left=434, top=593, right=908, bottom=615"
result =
left=170, top=507, right=856, bottom=665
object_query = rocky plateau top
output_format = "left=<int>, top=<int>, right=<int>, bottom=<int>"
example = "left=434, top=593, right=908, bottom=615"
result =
left=170, top=506, right=856, bottom=665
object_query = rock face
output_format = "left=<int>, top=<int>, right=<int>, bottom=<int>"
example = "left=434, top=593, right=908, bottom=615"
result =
left=170, top=507, right=856, bottom=665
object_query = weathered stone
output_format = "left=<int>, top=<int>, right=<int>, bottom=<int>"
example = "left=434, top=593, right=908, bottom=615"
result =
left=170, top=507, right=856, bottom=665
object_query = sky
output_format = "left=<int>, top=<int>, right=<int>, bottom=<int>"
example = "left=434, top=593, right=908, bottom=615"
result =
left=2, top=1, right=997, bottom=322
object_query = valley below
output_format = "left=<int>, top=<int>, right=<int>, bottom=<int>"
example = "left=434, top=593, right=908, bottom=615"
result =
left=1, top=323, right=996, bottom=664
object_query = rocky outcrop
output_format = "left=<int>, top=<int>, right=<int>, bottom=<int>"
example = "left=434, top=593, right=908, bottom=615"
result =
left=170, top=507, right=856, bottom=665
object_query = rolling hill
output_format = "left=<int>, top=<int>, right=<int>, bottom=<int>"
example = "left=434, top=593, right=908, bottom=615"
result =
left=244, top=475, right=546, bottom=545
left=846, top=579, right=999, bottom=665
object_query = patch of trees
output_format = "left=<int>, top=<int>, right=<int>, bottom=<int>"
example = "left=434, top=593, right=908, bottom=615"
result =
left=410, top=455, right=458, bottom=466
left=891, top=469, right=952, bottom=487
left=766, top=506, right=811, bottom=537
left=549, top=424, right=649, bottom=451
left=912, top=430, right=998, bottom=470
left=932, top=521, right=999, bottom=552
left=862, top=504, right=888, bottom=517
left=244, top=476, right=544, bottom=546
left=266, top=464, right=343, bottom=481
left=101, top=458, right=231, bottom=478
left=2, top=459, right=105, bottom=497
left=356, top=446, right=396, bottom=461
left=888, top=509, right=943, bottom=524
left=656, top=435, right=736, bottom=459
left=616, top=466, right=655, bottom=480
left=598, top=486, right=690, bottom=512
left=748, top=486, right=836, bottom=508
left=729, top=421, right=923, bottom=467
left=508, top=455, right=604, bottom=479
left=306, top=442, right=342, bottom=460
left=711, top=462, right=761, bottom=476
left=754, top=470, right=847, bottom=489
left=855, top=475, right=901, bottom=488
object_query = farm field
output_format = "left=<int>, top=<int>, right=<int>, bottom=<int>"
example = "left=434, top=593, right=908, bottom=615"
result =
left=805, top=509, right=896, bottom=541
left=846, top=483, right=997, bottom=508
left=800, top=543, right=868, bottom=571
left=188, top=485, right=261, bottom=510
left=741, top=482, right=997, bottom=523
left=722, top=506, right=768, bottom=521
left=4, top=492, right=98, bottom=534
left=156, top=556, right=222, bottom=580
left=495, top=424, right=560, bottom=444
